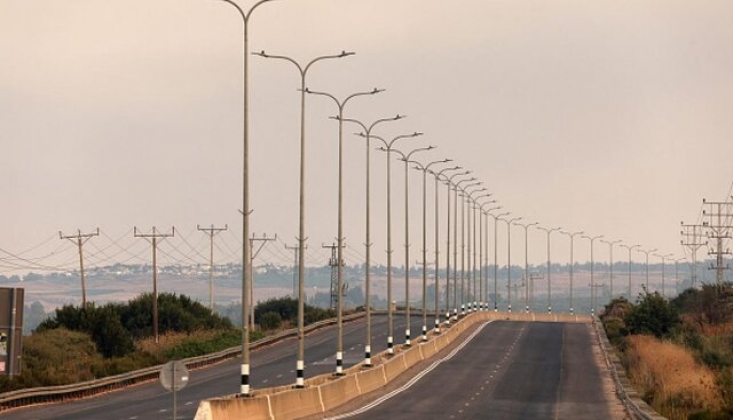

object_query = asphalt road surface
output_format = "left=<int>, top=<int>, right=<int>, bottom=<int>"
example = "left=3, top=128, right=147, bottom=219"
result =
left=3, top=313, right=427, bottom=420
left=339, top=321, right=624, bottom=420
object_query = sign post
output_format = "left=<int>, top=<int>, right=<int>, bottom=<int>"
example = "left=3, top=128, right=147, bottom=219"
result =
left=160, top=360, right=189, bottom=419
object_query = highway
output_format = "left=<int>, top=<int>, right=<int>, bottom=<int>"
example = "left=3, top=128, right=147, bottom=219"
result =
left=336, top=320, right=624, bottom=420
left=3, top=314, right=426, bottom=420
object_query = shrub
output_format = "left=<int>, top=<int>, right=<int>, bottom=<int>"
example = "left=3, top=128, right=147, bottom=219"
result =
left=259, top=312, right=282, bottom=330
left=626, top=289, right=680, bottom=339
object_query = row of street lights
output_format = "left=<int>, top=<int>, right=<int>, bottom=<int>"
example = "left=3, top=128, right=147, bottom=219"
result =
left=213, top=0, right=676, bottom=396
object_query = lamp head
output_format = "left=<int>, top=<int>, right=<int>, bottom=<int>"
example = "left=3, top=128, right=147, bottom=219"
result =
left=340, top=50, right=356, bottom=58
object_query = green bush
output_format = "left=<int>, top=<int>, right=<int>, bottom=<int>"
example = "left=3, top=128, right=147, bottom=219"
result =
left=259, top=312, right=282, bottom=330
left=626, top=289, right=680, bottom=339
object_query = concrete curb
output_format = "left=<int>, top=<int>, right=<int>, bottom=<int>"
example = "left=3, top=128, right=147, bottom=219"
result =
left=593, top=318, right=668, bottom=420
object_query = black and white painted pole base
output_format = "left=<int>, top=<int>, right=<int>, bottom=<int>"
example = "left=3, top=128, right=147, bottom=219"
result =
left=508, top=304, right=512, bottom=313
left=405, top=329, right=411, bottom=347
left=452, top=308, right=458, bottom=322
left=525, top=306, right=530, bottom=313
left=422, top=325, right=427, bottom=341
left=335, top=351, right=344, bottom=376
left=364, top=345, right=372, bottom=367
left=445, top=311, right=451, bottom=325
left=241, top=364, right=250, bottom=396
left=460, top=304, right=465, bottom=316
left=548, top=306, right=552, bottom=314
left=569, top=307, right=574, bottom=315
left=494, top=304, right=498, bottom=313
left=467, top=302, right=472, bottom=313
left=434, top=318, right=440, bottom=334
left=387, top=336, right=394, bottom=355
left=296, top=360, right=304, bottom=388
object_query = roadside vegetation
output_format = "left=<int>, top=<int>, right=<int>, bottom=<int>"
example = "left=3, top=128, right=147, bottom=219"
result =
left=601, top=283, right=733, bottom=419
left=0, top=294, right=335, bottom=394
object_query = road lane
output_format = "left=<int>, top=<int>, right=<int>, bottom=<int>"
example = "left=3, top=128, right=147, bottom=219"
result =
left=3, top=313, right=426, bottom=420
left=342, top=321, right=623, bottom=420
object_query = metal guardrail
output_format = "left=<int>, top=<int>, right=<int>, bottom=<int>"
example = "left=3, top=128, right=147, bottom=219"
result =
left=592, top=317, right=667, bottom=420
left=0, top=312, right=366, bottom=412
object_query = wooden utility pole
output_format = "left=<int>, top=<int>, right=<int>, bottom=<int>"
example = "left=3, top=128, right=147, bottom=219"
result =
left=197, top=224, right=228, bottom=311
left=59, top=228, right=99, bottom=309
left=134, top=226, right=175, bottom=344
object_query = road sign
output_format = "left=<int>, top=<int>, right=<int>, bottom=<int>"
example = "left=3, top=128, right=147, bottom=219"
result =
left=160, top=361, right=189, bottom=392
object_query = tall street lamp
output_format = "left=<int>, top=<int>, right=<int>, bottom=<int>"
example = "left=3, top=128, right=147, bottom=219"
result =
left=502, top=216, right=522, bottom=312
left=538, top=226, right=561, bottom=314
left=489, top=211, right=510, bottom=311
left=254, top=49, right=353, bottom=387
left=655, top=253, right=673, bottom=298
left=479, top=202, right=500, bottom=311
left=373, top=132, right=424, bottom=355
left=471, top=194, right=493, bottom=312
left=411, top=157, right=451, bottom=341
left=460, top=182, right=484, bottom=315
left=560, top=230, right=584, bottom=315
left=638, top=247, right=658, bottom=293
left=341, top=115, right=403, bottom=367
left=620, top=244, right=640, bottom=300
left=582, top=234, right=604, bottom=316
left=210, top=0, right=279, bottom=396
left=515, top=221, right=538, bottom=313
left=394, top=146, right=434, bottom=346
left=429, top=166, right=461, bottom=331
left=465, top=188, right=490, bottom=313
left=600, top=239, right=622, bottom=300
left=444, top=171, right=472, bottom=323
left=453, top=177, right=477, bottom=319
left=307, top=87, right=382, bottom=375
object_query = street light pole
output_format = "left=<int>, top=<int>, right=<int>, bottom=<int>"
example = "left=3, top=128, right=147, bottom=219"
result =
left=655, top=253, right=673, bottom=298
left=582, top=234, right=604, bottom=316
left=620, top=244, right=641, bottom=300
left=307, top=87, right=382, bottom=375
left=471, top=194, right=493, bottom=312
left=373, top=132, right=424, bottom=355
left=444, top=171, right=472, bottom=323
left=411, top=158, right=451, bottom=341
left=254, top=49, right=353, bottom=387
left=502, top=216, right=522, bottom=312
left=638, top=248, right=658, bottom=293
left=394, top=146, right=434, bottom=346
left=538, top=227, right=561, bottom=314
left=430, top=166, right=461, bottom=331
left=341, top=116, right=403, bottom=367
left=560, top=230, right=584, bottom=315
left=479, top=203, right=501, bottom=311
left=489, top=211, right=510, bottom=311
left=515, top=221, right=538, bottom=313
left=453, top=177, right=477, bottom=319
left=211, top=0, right=278, bottom=396
left=600, top=239, right=622, bottom=300
left=460, top=182, right=484, bottom=315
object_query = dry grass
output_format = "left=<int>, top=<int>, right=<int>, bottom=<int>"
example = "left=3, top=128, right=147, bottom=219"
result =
left=625, top=334, right=723, bottom=419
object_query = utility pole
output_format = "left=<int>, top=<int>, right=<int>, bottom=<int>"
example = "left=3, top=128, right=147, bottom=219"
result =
left=197, top=224, right=228, bottom=311
left=249, top=233, right=276, bottom=331
left=701, top=198, right=732, bottom=285
left=680, top=222, right=706, bottom=288
left=285, top=243, right=307, bottom=298
left=59, top=228, right=99, bottom=309
left=134, top=226, right=175, bottom=344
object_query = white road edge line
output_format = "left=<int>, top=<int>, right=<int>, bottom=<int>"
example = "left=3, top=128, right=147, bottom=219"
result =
left=324, top=320, right=493, bottom=420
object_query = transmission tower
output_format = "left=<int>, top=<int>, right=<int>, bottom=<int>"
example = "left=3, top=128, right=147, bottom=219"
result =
left=249, top=233, right=276, bottom=330
left=134, top=226, right=175, bottom=344
left=702, top=199, right=733, bottom=285
left=198, top=224, right=228, bottom=311
left=323, top=243, right=346, bottom=310
left=680, top=221, right=706, bottom=288
left=59, top=228, right=99, bottom=309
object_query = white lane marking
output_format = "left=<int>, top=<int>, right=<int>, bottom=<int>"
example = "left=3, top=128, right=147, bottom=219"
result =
left=324, top=320, right=493, bottom=420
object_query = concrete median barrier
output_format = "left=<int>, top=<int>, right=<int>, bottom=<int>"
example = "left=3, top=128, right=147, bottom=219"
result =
left=354, top=365, right=387, bottom=396
left=420, top=340, right=438, bottom=359
left=195, top=395, right=272, bottom=420
left=268, top=386, right=323, bottom=420
left=382, top=353, right=408, bottom=382
left=319, top=375, right=361, bottom=412
left=402, top=345, right=424, bottom=369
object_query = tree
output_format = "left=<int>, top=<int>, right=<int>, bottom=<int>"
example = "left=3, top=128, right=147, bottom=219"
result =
left=626, top=288, right=680, bottom=338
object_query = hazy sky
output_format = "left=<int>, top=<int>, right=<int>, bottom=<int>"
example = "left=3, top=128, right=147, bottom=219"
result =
left=2, top=0, right=732, bottom=274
